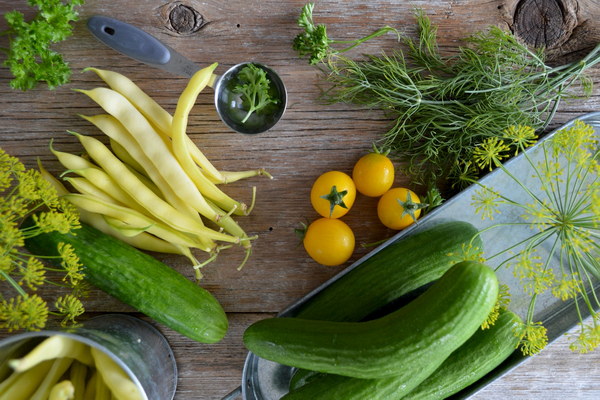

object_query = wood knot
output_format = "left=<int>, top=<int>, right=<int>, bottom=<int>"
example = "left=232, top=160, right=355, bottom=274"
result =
left=163, top=2, right=205, bottom=35
left=505, top=0, right=600, bottom=63
left=513, top=0, right=575, bottom=48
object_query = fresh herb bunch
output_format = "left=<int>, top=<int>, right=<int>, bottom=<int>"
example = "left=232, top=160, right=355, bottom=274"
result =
left=1, top=0, right=85, bottom=91
left=0, top=148, right=85, bottom=331
left=293, top=3, right=399, bottom=65
left=293, top=5, right=600, bottom=192
left=233, top=64, right=279, bottom=124
left=469, top=122, right=600, bottom=355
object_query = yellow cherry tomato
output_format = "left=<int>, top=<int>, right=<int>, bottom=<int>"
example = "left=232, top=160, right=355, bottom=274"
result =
left=310, top=171, right=356, bottom=218
left=352, top=151, right=395, bottom=197
left=303, top=218, right=355, bottom=266
left=377, top=187, right=423, bottom=230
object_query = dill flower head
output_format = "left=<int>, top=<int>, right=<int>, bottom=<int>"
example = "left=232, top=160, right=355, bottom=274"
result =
left=471, top=120, right=600, bottom=354
left=472, top=137, right=511, bottom=171
left=0, top=148, right=84, bottom=332
left=502, top=125, right=538, bottom=155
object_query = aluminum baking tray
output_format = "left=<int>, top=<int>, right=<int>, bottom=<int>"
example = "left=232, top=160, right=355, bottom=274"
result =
left=241, top=112, right=600, bottom=400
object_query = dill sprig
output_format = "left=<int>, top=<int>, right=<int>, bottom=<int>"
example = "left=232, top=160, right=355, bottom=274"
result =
left=468, top=121, right=600, bottom=355
left=293, top=5, right=600, bottom=191
left=0, top=148, right=84, bottom=331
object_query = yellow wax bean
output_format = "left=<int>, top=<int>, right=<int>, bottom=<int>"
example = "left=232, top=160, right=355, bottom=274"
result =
left=0, top=360, right=53, bottom=400
left=82, top=370, right=97, bottom=400
left=72, top=132, right=216, bottom=239
left=39, top=161, right=186, bottom=255
left=63, top=193, right=227, bottom=251
left=76, top=88, right=244, bottom=234
left=90, top=347, right=143, bottom=400
left=85, top=67, right=226, bottom=183
left=109, top=137, right=146, bottom=175
left=31, top=357, right=74, bottom=400
left=9, top=335, right=92, bottom=373
left=69, top=361, right=87, bottom=400
left=94, top=372, right=112, bottom=400
left=81, top=114, right=200, bottom=222
left=171, top=64, right=248, bottom=215
left=67, top=168, right=152, bottom=217
left=65, top=176, right=120, bottom=205
left=50, top=141, right=96, bottom=171
left=49, top=380, right=75, bottom=400
left=81, top=211, right=186, bottom=255
left=212, top=169, right=274, bottom=184
left=38, top=159, right=69, bottom=196
left=85, top=67, right=172, bottom=138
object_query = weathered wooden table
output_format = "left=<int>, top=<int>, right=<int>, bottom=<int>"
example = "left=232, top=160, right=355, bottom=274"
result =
left=1, top=0, right=600, bottom=398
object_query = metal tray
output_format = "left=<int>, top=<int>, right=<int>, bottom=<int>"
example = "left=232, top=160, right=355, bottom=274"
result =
left=241, top=112, right=600, bottom=399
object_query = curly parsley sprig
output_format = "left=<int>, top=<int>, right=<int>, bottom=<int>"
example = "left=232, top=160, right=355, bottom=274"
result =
left=233, top=64, right=279, bottom=124
left=1, top=0, right=85, bottom=91
left=0, top=148, right=85, bottom=331
left=292, top=3, right=399, bottom=65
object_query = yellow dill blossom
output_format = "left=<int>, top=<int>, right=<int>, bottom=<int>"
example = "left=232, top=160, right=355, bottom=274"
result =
left=0, top=148, right=84, bottom=332
left=482, top=284, right=511, bottom=329
left=503, top=125, right=538, bottom=155
left=0, top=294, right=48, bottom=332
left=471, top=121, right=600, bottom=353
left=19, top=256, right=46, bottom=290
left=569, top=319, right=600, bottom=354
left=519, top=322, right=548, bottom=356
left=551, top=273, right=580, bottom=301
left=58, top=242, right=84, bottom=285
left=471, top=187, right=502, bottom=220
left=447, top=242, right=486, bottom=264
left=472, top=137, right=511, bottom=171
left=551, top=119, right=597, bottom=167
left=55, top=294, right=84, bottom=326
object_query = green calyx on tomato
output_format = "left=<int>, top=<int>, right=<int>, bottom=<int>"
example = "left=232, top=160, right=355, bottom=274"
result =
left=320, top=185, right=349, bottom=218
left=396, top=191, right=428, bottom=223
left=311, top=171, right=356, bottom=219
left=377, top=187, right=427, bottom=230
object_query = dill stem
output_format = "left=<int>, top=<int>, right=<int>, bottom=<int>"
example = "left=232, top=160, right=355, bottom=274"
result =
left=334, top=26, right=398, bottom=53
left=0, top=269, right=27, bottom=296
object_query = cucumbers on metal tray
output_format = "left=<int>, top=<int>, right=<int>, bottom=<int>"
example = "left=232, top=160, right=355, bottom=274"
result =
left=24, top=220, right=228, bottom=344
left=244, top=261, right=499, bottom=383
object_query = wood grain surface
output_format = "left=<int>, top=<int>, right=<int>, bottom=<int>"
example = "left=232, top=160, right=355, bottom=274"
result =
left=0, top=0, right=599, bottom=399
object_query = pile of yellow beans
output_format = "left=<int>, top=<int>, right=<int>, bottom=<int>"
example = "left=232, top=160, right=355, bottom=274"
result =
left=41, top=64, right=271, bottom=279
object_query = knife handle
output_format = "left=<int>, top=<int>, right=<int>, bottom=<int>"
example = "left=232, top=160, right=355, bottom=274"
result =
left=87, top=15, right=170, bottom=66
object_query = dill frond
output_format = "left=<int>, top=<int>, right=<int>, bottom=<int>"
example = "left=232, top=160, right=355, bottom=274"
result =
left=0, top=148, right=84, bottom=332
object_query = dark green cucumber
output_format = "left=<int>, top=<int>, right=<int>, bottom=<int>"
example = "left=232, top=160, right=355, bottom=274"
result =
left=24, top=221, right=228, bottom=343
left=404, top=308, right=523, bottom=400
left=288, top=310, right=524, bottom=399
left=289, top=220, right=482, bottom=388
left=294, top=220, right=482, bottom=322
left=244, top=261, right=499, bottom=380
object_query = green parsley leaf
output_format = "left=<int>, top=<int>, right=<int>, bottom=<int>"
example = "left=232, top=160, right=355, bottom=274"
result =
left=233, top=64, right=279, bottom=124
left=2, top=0, right=85, bottom=91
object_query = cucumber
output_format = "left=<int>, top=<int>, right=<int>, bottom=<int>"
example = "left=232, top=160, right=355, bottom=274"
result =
left=24, top=221, right=228, bottom=344
left=243, top=261, right=499, bottom=380
left=286, top=309, right=523, bottom=399
left=289, top=220, right=482, bottom=388
left=404, top=308, right=523, bottom=400
left=294, top=220, right=482, bottom=322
